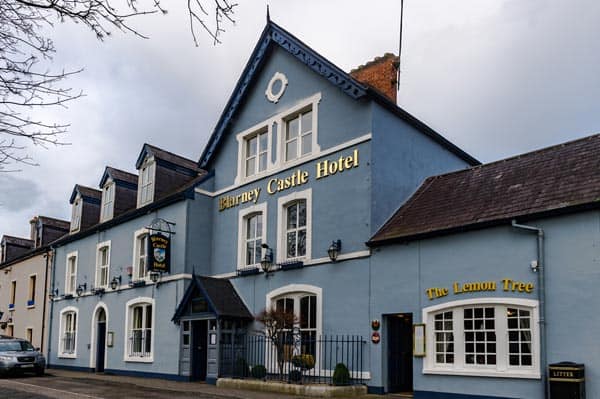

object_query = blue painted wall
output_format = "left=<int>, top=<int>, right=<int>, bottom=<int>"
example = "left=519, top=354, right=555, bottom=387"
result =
left=369, top=210, right=600, bottom=398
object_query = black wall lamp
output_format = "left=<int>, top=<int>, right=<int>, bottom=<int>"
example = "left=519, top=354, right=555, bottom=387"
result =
left=150, top=271, right=162, bottom=288
left=110, top=276, right=122, bottom=290
left=49, top=288, right=59, bottom=299
left=260, top=243, right=274, bottom=277
left=328, top=240, right=342, bottom=262
left=76, top=283, right=87, bottom=297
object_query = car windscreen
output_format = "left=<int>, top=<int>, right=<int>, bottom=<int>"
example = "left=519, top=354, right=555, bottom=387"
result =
left=0, top=341, right=34, bottom=351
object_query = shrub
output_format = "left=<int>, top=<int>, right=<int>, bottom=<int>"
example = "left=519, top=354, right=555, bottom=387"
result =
left=332, top=363, right=350, bottom=386
left=291, top=354, right=315, bottom=370
left=251, top=364, right=267, bottom=379
left=288, top=369, right=303, bottom=383
left=233, top=357, right=249, bottom=378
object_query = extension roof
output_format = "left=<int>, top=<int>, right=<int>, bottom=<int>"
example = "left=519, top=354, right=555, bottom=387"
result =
left=69, top=184, right=102, bottom=204
left=369, top=134, right=600, bottom=245
left=54, top=171, right=210, bottom=247
left=36, top=216, right=70, bottom=231
left=172, top=274, right=253, bottom=321
left=198, top=19, right=479, bottom=169
left=1, top=235, right=34, bottom=248
left=136, top=143, right=200, bottom=173
left=99, top=166, right=138, bottom=188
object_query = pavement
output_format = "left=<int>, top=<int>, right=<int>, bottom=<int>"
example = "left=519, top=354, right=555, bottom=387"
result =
left=0, top=369, right=392, bottom=399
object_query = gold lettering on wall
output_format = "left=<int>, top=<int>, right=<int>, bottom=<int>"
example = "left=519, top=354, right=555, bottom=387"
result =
left=425, top=278, right=535, bottom=300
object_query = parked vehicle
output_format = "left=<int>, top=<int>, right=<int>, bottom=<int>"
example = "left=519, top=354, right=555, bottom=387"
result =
left=0, top=336, right=45, bottom=376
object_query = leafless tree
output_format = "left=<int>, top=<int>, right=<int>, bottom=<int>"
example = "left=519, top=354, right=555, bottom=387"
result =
left=256, top=307, right=297, bottom=379
left=0, top=0, right=236, bottom=171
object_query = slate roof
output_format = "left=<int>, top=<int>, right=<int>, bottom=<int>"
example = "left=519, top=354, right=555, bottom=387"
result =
left=70, top=184, right=102, bottom=204
left=369, top=134, right=600, bottom=245
left=37, top=216, right=70, bottom=231
left=172, top=275, right=253, bottom=321
left=198, top=20, right=479, bottom=169
left=136, top=143, right=201, bottom=172
left=99, top=166, right=138, bottom=187
left=1, top=235, right=34, bottom=248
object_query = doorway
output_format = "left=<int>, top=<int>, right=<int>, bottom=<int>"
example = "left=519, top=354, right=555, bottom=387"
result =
left=387, top=313, right=413, bottom=394
left=95, top=308, right=107, bottom=372
left=191, top=320, right=208, bottom=381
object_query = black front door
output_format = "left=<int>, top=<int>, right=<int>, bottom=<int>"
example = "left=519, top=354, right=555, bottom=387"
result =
left=387, top=313, right=413, bottom=393
left=96, top=321, right=106, bottom=372
left=191, top=320, right=208, bottom=380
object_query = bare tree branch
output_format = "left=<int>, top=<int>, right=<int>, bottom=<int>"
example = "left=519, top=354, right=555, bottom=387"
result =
left=1, top=0, right=236, bottom=170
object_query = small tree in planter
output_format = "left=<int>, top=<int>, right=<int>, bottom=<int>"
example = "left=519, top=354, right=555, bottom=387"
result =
left=332, top=363, right=350, bottom=386
left=256, top=307, right=297, bottom=380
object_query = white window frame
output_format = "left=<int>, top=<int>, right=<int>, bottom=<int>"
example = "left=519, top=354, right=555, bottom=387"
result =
left=27, top=273, right=37, bottom=308
left=137, top=158, right=156, bottom=207
left=100, top=180, right=115, bottom=222
left=278, top=93, right=321, bottom=167
left=9, top=280, right=16, bottom=307
left=95, top=241, right=111, bottom=289
left=276, top=188, right=312, bottom=263
left=237, top=203, right=267, bottom=270
left=70, top=195, right=82, bottom=233
left=124, top=297, right=155, bottom=362
left=26, top=327, right=33, bottom=344
left=422, top=298, right=540, bottom=379
left=132, top=228, right=149, bottom=281
left=234, top=93, right=321, bottom=185
left=266, top=284, right=323, bottom=370
left=59, top=306, right=78, bottom=358
left=65, top=251, right=78, bottom=295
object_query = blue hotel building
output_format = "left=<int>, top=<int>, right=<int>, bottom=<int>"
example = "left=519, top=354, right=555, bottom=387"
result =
left=46, top=19, right=600, bottom=399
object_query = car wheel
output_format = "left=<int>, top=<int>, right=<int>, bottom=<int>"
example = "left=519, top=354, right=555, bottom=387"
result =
left=34, top=367, right=44, bottom=377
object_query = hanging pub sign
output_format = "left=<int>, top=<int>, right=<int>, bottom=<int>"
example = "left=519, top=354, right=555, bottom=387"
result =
left=148, top=233, right=170, bottom=273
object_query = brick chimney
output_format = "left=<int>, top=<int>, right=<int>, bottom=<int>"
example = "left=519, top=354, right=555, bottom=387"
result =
left=350, top=53, right=399, bottom=103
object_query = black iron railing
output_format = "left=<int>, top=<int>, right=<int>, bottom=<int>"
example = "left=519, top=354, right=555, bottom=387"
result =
left=220, top=333, right=366, bottom=385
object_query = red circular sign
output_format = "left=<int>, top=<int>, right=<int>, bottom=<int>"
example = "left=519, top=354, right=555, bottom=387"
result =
left=372, top=331, right=381, bottom=344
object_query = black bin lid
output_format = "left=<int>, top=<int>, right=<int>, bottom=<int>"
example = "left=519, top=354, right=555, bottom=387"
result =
left=549, top=362, right=584, bottom=369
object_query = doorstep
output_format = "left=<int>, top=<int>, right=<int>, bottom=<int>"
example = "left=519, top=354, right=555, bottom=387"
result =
left=217, top=378, right=368, bottom=397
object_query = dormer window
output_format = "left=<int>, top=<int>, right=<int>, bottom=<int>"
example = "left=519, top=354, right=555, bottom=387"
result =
left=70, top=195, right=82, bottom=233
left=100, top=181, right=115, bottom=222
left=138, top=159, right=155, bottom=207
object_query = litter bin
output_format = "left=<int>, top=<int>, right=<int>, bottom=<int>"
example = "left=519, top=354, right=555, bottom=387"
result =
left=549, top=362, right=585, bottom=399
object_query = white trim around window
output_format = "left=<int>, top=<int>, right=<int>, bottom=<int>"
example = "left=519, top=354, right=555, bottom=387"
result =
left=95, top=241, right=111, bottom=289
left=100, top=180, right=115, bottom=222
left=124, top=297, right=155, bottom=362
left=65, top=251, right=78, bottom=295
left=137, top=157, right=156, bottom=207
left=59, top=306, right=78, bottom=358
left=132, top=228, right=149, bottom=281
left=422, top=298, right=540, bottom=379
left=70, top=195, right=82, bottom=233
left=235, top=121, right=273, bottom=185
left=276, top=188, right=312, bottom=264
left=234, top=93, right=321, bottom=185
left=237, top=202, right=267, bottom=270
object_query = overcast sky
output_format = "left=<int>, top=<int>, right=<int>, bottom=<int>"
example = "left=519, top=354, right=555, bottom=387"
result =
left=2, top=0, right=599, bottom=238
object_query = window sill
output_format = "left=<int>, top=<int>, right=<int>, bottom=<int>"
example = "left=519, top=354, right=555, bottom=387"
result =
left=124, top=356, right=154, bottom=363
left=423, top=367, right=541, bottom=379
left=58, top=354, right=77, bottom=359
left=27, top=305, right=35, bottom=309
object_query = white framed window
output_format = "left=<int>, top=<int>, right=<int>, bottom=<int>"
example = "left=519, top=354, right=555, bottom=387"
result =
left=132, top=229, right=149, bottom=281
left=277, top=188, right=312, bottom=263
left=266, top=285, right=322, bottom=368
left=65, top=252, right=78, bottom=295
left=59, top=307, right=78, bottom=358
left=124, top=297, right=155, bottom=362
left=100, top=181, right=115, bottom=222
left=95, top=241, right=111, bottom=289
left=26, top=327, right=33, bottom=344
left=423, top=298, right=540, bottom=379
left=9, top=280, right=16, bottom=308
left=27, top=274, right=36, bottom=307
left=70, top=195, right=82, bottom=233
left=137, top=159, right=155, bottom=207
left=234, top=93, right=321, bottom=185
left=237, top=203, right=267, bottom=270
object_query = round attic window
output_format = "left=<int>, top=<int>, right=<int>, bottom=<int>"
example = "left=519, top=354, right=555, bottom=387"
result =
left=265, top=72, right=288, bottom=103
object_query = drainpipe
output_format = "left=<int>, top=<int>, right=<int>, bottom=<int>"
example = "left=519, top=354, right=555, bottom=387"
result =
left=46, top=245, right=57, bottom=367
left=41, top=249, right=51, bottom=352
left=511, top=220, right=546, bottom=398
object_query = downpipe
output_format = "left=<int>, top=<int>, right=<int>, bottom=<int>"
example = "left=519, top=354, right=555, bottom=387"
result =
left=511, top=220, right=546, bottom=398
